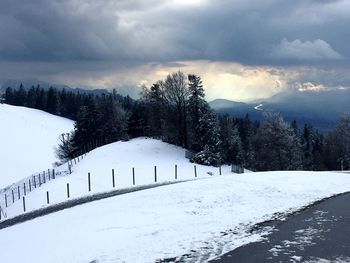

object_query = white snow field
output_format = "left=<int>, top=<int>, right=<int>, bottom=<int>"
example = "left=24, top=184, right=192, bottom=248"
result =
left=0, top=137, right=350, bottom=262
left=0, top=104, right=74, bottom=188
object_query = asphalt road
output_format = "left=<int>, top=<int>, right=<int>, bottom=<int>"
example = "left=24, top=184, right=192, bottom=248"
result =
left=210, top=192, right=350, bottom=263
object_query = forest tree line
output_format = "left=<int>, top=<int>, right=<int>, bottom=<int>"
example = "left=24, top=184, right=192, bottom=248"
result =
left=2, top=72, right=350, bottom=171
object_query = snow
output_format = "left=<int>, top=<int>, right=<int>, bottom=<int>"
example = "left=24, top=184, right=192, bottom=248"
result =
left=0, top=104, right=74, bottom=188
left=2, top=137, right=225, bottom=216
left=1, top=137, right=350, bottom=262
left=1, top=105, right=350, bottom=262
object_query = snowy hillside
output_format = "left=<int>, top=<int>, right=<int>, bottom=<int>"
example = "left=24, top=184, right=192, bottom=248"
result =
left=0, top=104, right=74, bottom=188
left=2, top=138, right=226, bottom=217
left=1, top=137, right=350, bottom=262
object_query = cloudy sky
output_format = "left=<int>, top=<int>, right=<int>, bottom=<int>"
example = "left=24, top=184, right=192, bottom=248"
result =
left=0, top=0, right=349, bottom=101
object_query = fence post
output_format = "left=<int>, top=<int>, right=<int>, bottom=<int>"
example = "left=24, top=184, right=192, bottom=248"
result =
left=52, top=169, right=56, bottom=180
left=29, top=179, right=32, bottom=192
left=175, top=164, right=178, bottom=180
left=194, top=165, right=197, bottom=178
left=48, top=169, right=51, bottom=181
left=219, top=166, right=222, bottom=176
left=88, top=172, right=91, bottom=192
left=67, top=183, right=70, bottom=198
left=46, top=191, right=50, bottom=204
left=33, top=175, right=37, bottom=188
left=12, top=189, right=14, bottom=203
left=132, top=168, right=135, bottom=185
left=154, top=166, right=157, bottom=183
left=24, top=182, right=26, bottom=196
left=112, top=169, right=115, bottom=188
left=17, top=186, right=20, bottom=200
left=22, top=196, right=26, bottom=212
left=43, top=171, right=46, bottom=184
left=5, top=194, right=7, bottom=208
left=39, top=173, right=42, bottom=187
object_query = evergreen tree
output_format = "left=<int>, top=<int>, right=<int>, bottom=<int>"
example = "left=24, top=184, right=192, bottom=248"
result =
left=46, top=87, right=60, bottom=115
left=187, top=74, right=207, bottom=153
left=191, top=107, right=222, bottom=166
left=254, top=113, right=302, bottom=171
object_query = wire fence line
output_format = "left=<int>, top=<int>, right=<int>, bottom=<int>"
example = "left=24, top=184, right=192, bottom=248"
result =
left=0, top=138, right=132, bottom=220
left=0, top=162, right=231, bottom=222
left=0, top=142, right=96, bottom=218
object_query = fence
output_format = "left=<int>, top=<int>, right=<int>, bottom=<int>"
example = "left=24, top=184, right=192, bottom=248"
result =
left=0, top=163, right=230, bottom=221
left=0, top=140, right=95, bottom=218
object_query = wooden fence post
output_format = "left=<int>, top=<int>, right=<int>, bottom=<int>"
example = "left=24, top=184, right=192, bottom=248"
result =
left=39, top=173, right=42, bottom=187
left=5, top=194, right=7, bottom=208
left=112, top=169, right=115, bottom=188
left=52, top=169, right=55, bottom=180
left=22, top=196, right=26, bottom=212
left=88, top=172, right=91, bottom=192
left=154, top=166, right=157, bottom=183
left=175, top=164, right=178, bottom=180
left=194, top=165, right=197, bottom=178
left=24, top=182, right=26, bottom=196
left=67, top=183, right=70, bottom=198
left=48, top=169, right=51, bottom=181
left=46, top=191, right=50, bottom=204
left=12, top=189, right=14, bottom=203
left=132, top=168, right=135, bottom=185
left=43, top=171, right=46, bottom=184
left=17, top=185, right=20, bottom=200
left=29, top=179, right=32, bottom=192
left=33, top=176, right=37, bottom=188
left=219, top=166, right=222, bottom=176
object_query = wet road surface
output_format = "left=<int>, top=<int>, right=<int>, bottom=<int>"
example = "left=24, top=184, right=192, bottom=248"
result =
left=211, top=193, right=350, bottom=263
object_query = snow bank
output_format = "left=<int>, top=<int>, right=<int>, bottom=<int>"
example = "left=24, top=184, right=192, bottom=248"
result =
left=0, top=104, right=74, bottom=188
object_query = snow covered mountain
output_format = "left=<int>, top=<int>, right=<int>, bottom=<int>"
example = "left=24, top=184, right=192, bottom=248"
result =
left=0, top=104, right=74, bottom=188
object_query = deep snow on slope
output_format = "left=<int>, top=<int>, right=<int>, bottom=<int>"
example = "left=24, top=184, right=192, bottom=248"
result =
left=3, top=137, right=226, bottom=216
left=0, top=104, right=74, bottom=188
left=1, top=171, right=350, bottom=263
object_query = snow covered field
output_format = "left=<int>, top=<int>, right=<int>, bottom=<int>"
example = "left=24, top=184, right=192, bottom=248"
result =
left=0, top=137, right=350, bottom=262
left=1, top=105, right=350, bottom=262
left=0, top=104, right=74, bottom=188
left=1, top=171, right=350, bottom=262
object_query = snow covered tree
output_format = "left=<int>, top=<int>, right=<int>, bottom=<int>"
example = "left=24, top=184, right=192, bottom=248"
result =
left=254, top=113, right=302, bottom=171
left=191, top=107, right=222, bottom=166
left=219, top=115, right=244, bottom=165
left=324, top=113, right=350, bottom=170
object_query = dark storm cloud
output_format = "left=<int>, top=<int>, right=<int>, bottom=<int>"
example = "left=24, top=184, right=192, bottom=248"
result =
left=0, top=0, right=348, bottom=64
left=0, top=0, right=349, bottom=92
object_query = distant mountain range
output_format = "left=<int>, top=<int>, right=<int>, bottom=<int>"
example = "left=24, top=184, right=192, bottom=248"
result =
left=0, top=79, right=110, bottom=96
left=209, top=88, right=350, bottom=132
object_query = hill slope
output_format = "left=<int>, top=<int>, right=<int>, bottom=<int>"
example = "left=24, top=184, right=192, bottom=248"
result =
left=0, top=104, right=74, bottom=188
left=1, top=137, right=350, bottom=262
